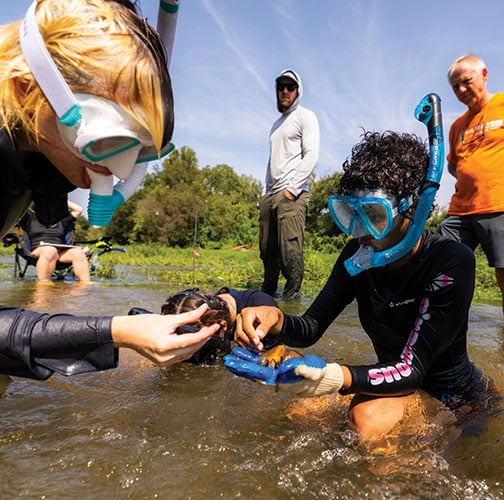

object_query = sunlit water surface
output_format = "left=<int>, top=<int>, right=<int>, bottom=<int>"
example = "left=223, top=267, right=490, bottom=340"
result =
left=0, top=265, right=503, bottom=499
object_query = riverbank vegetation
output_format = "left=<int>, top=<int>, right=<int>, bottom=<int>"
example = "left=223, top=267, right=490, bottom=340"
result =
left=88, top=243, right=498, bottom=303
left=0, top=146, right=499, bottom=302
left=0, top=241, right=499, bottom=302
left=73, top=146, right=344, bottom=251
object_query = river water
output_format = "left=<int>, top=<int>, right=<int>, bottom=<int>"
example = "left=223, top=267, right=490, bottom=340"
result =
left=0, top=265, right=503, bottom=499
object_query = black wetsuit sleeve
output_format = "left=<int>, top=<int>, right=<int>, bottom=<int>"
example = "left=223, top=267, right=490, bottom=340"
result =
left=342, top=243, right=475, bottom=396
left=277, top=244, right=357, bottom=347
left=227, top=288, right=278, bottom=311
left=0, top=306, right=117, bottom=380
left=277, top=236, right=475, bottom=397
left=25, top=152, right=74, bottom=226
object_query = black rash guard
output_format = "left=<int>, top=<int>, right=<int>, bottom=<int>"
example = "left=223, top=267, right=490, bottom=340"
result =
left=0, top=128, right=117, bottom=380
left=277, top=231, right=478, bottom=399
left=219, top=288, right=279, bottom=350
left=219, top=287, right=278, bottom=311
left=0, top=129, right=74, bottom=236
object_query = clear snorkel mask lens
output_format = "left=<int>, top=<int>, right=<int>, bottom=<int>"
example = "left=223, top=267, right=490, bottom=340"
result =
left=65, top=94, right=174, bottom=170
left=56, top=93, right=160, bottom=180
left=328, top=191, right=401, bottom=240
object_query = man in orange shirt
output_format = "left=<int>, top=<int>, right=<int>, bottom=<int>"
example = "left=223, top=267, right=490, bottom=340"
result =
left=438, top=54, right=504, bottom=313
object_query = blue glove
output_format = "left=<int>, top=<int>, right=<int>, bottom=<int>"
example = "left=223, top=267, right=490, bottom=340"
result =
left=223, top=347, right=278, bottom=384
left=223, top=346, right=327, bottom=386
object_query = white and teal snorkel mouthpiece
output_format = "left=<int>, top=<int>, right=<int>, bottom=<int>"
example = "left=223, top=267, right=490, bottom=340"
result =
left=86, top=164, right=149, bottom=227
left=343, top=93, right=444, bottom=276
left=86, top=169, right=117, bottom=227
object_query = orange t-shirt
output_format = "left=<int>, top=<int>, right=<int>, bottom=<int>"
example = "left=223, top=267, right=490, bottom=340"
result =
left=447, top=92, right=504, bottom=215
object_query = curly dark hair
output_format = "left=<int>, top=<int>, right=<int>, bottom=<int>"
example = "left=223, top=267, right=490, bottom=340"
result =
left=161, top=288, right=233, bottom=364
left=337, top=131, right=429, bottom=202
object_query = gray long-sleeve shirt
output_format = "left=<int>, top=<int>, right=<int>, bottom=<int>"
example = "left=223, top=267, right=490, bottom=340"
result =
left=266, top=104, right=320, bottom=197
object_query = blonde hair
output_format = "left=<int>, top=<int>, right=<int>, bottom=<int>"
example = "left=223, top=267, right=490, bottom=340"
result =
left=447, top=53, right=486, bottom=80
left=0, top=0, right=173, bottom=151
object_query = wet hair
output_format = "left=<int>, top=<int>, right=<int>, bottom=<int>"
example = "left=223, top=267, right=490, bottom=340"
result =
left=336, top=130, right=429, bottom=205
left=0, top=0, right=173, bottom=152
left=161, top=288, right=234, bottom=365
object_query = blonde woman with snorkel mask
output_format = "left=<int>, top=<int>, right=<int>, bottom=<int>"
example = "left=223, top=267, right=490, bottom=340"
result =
left=0, top=0, right=219, bottom=382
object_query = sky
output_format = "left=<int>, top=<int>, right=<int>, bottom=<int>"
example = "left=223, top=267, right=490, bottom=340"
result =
left=2, top=0, right=504, bottom=210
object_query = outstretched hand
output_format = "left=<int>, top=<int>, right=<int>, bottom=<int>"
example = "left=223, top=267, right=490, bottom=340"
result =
left=234, top=306, right=284, bottom=351
left=224, top=346, right=326, bottom=384
left=223, top=347, right=280, bottom=384
left=224, top=346, right=346, bottom=398
left=112, top=304, right=220, bottom=367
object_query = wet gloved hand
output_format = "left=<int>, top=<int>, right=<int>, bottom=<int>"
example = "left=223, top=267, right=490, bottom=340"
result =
left=223, top=347, right=280, bottom=384
left=224, top=347, right=344, bottom=397
left=276, top=359, right=345, bottom=397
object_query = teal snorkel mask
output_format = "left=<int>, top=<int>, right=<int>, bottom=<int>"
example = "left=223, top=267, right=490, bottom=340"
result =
left=328, top=190, right=412, bottom=241
left=332, top=93, right=444, bottom=276
left=19, top=1, right=176, bottom=226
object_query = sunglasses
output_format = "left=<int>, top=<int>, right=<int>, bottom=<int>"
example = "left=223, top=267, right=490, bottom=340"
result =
left=276, top=82, right=298, bottom=92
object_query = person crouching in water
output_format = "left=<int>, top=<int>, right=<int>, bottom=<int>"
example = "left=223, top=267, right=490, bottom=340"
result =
left=228, top=131, right=501, bottom=442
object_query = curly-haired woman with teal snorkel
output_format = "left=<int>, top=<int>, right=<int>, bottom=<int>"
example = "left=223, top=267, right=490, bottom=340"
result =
left=226, top=113, right=500, bottom=442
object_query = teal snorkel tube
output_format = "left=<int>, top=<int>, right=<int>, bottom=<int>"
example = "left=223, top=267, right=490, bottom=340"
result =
left=343, top=93, right=444, bottom=276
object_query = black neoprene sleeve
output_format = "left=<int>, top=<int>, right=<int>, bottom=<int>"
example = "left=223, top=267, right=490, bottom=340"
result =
left=0, top=306, right=117, bottom=379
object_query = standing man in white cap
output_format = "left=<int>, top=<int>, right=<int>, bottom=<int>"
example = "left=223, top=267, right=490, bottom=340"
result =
left=260, top=69, right=320, bottom=301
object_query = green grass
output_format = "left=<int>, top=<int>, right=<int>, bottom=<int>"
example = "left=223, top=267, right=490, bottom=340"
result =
left=113, top=244, right=503, bottom=302
left=473, top=247, right=501, bottom=302
left=88, top=243, right=504, bottom=302
left=1, top=243, right=500, bottom=302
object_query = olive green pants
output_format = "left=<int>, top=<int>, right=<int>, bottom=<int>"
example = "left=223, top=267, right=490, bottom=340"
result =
left=259, top=191, right=309, bottom=300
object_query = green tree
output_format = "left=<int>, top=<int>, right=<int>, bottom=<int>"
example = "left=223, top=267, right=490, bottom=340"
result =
left=425, top=208, right=446, bottom=233
left=198, top=164, right=262, bottom=247
left=133, top=184, right=205, bottom=246
left=306, top=171, right=342, bottom=236
left=131, top=147, right=205, bottom=245
left=106, top=190, right=145, bottom=244
left=151, top=146, right=201, bottom=189
left=114, top=147, right=263, bottom=247
left=78, top=147, right=352, bottom=249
